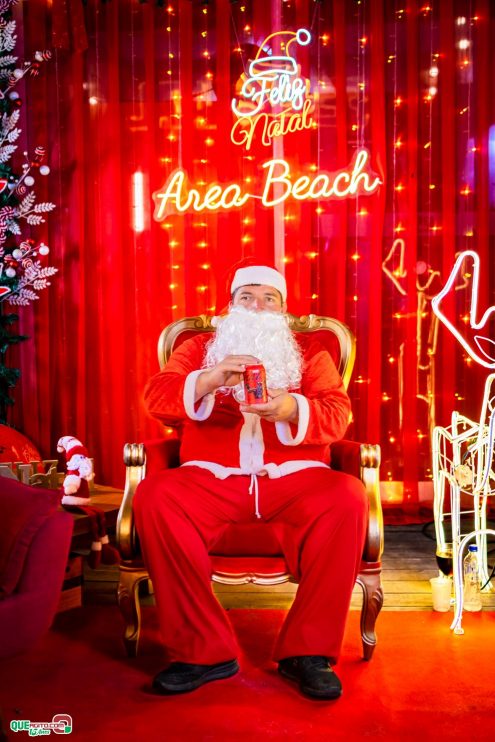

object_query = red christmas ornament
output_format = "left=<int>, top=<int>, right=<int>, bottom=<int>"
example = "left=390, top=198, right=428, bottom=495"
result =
left=34, top=50, right=52, bottom=62
left=0, top=424, right=42, bottom=464
left=33, top=145, right=46, bottom=163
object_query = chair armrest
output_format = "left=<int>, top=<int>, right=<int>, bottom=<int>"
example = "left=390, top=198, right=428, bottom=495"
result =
left=331, top=440, right=383, bottom=563
left=117, top=438, right=180, bottom=561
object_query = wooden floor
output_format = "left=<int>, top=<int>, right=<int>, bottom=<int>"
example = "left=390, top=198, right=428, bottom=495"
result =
left=83, top=523, right=495, bottom=611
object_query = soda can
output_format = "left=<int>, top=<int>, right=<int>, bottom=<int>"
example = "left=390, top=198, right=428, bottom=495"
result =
left=243, top=364, right=268, bottom=404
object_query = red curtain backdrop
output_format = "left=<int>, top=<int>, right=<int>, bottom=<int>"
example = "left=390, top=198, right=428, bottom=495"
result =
left=8, top=0, right=495, bottom=512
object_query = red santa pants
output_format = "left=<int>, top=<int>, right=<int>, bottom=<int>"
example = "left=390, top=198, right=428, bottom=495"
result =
left=133, top=465, right=368, bottom=665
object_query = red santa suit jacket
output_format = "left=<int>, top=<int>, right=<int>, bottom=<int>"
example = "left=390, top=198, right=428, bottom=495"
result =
left=144, top=332, right=351, bottom=484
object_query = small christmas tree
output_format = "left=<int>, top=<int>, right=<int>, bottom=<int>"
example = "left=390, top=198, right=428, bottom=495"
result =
left=0, top=0, right=56, bottom=423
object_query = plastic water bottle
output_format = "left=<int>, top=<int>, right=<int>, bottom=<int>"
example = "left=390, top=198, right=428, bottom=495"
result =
left=463, top=544, right=482, bottom=612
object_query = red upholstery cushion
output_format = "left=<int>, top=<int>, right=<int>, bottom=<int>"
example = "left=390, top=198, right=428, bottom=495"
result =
left=330, top=439, right=361, bottom=478
left=144, top=438, right=180, bottom=474
left=0, top=478, right=60, bottom=599
left=307, top=329, right=341, bottom=367
left=0, top=425, right=42, bottom=464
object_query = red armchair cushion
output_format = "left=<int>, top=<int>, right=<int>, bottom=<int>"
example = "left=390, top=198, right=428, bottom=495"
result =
left=144, top=438, right=180, bottom=474
left=212, top=523, right=282, bottom=556
left=330, top=440, right=361, bottom=478
left=0, top=478, right=60, bottom=599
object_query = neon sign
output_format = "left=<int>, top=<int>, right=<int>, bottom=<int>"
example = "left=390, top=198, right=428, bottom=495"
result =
left=231, top=98, right=314, bottom=151
left=431, top=250, right=495, bottom=368
left=153, top=27, right=382, bottom=220
left=230, top=28, right=315, bottom=151
left=382, top=238, right=408, bottom=296
left=153, top=149, right=381, bottom=219
left=232, top=29, right=311, bottom=118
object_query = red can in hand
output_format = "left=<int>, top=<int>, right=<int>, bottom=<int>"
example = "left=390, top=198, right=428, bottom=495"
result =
left=243, top=364, right=268, bottom=405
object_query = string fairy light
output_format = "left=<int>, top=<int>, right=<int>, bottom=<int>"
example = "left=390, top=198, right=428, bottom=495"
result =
left=163, top=3, right=183, bottom=316
left=414, top=2, right=441, bottom=455
left=381, top=0, right=408, bottom=478
left=455, top=2, right=476, bottom=389
left=311, top=0, right=322, bottom=310
left=423, top=7, right=436, bottom=252
left=351, top=0, right=369, bottom=336
left=198, top=0, right=211, bottom=310
left=229, top=1, right=254, bottom=258
left=458, top=3, right=475, bottom=252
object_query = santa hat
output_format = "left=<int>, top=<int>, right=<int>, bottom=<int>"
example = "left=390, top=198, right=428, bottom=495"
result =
left=57, top=435, right=86, bottom=457
left=230, top=265, right=287, bottom=302
left=57, top=435, right=94, bottom=505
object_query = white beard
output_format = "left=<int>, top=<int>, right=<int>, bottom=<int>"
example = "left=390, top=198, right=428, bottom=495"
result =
left=204, top=305, right=302, bottom=400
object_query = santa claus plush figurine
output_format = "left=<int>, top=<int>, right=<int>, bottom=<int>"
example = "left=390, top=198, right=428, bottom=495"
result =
left=57, top=436, right=120, bottom=569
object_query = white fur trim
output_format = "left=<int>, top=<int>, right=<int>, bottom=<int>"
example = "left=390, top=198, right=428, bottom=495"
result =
left=66, top=437, right=84, bottom=451
left=63, top=474, right=81, bottom=494
left=275, top=393, right=310, bottom=446
left=180, top=459, right=329, bottom=478
left=61, top=493, right=91, bottom=506
left=239, top=412, right=265, bottom=471
left=231, top=266, right=287, bottom=301
left=274, top=460, right=328, bottom=475
left=183, top=370, right=215, bottom=420
left=181, top=461, right=241, bottom=479
left=57, top=435, right=74, bottom=452
left=101, top=535, right=109, bottom=545
left=91, top=541, right=102, bottom=551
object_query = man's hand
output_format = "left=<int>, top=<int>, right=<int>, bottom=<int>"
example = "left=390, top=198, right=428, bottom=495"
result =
left=240, top=388, right=299, bottom=423
left=195, top=355, right=259, bottom=401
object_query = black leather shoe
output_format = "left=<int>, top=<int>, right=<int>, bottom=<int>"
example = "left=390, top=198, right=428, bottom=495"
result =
left=152, top=659, right=239, bottom=694
left=278, top=655, right=342, bottom=700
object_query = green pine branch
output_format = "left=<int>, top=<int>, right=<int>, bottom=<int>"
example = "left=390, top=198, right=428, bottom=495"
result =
left=0, top=310, right=27, bottom=423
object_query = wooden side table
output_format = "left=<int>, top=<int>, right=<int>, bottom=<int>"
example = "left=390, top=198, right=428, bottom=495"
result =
left=59, top=484, right=124, bottom=612
left=69, top=484, right=124, bottom=537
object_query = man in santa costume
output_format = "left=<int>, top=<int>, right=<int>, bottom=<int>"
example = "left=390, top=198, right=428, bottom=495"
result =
left=134, top=264, right=367, bottom=700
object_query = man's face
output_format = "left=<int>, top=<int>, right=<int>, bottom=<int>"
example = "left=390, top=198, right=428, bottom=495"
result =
left=232, top=284, right=285, bottom=313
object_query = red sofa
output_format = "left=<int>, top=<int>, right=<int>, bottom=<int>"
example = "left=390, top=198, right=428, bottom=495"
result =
left=0, top=477, right=73, bottom=659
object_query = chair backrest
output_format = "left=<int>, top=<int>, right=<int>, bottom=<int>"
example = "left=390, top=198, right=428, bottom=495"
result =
left=157, top=313, right=356, bottom=390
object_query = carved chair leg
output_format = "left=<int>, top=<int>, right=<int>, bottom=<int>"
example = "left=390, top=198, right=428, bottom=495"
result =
left=355, top=568, right=383, bottom=661
left=118, top=567, right=149, bottom=657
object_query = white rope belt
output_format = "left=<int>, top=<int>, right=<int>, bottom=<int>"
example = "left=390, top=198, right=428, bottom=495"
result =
left=248, top=473, right=261, bottom=519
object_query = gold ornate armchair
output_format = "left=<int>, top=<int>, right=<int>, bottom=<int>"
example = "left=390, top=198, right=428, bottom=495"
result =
left=117, top=314, right=384, bottom=659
